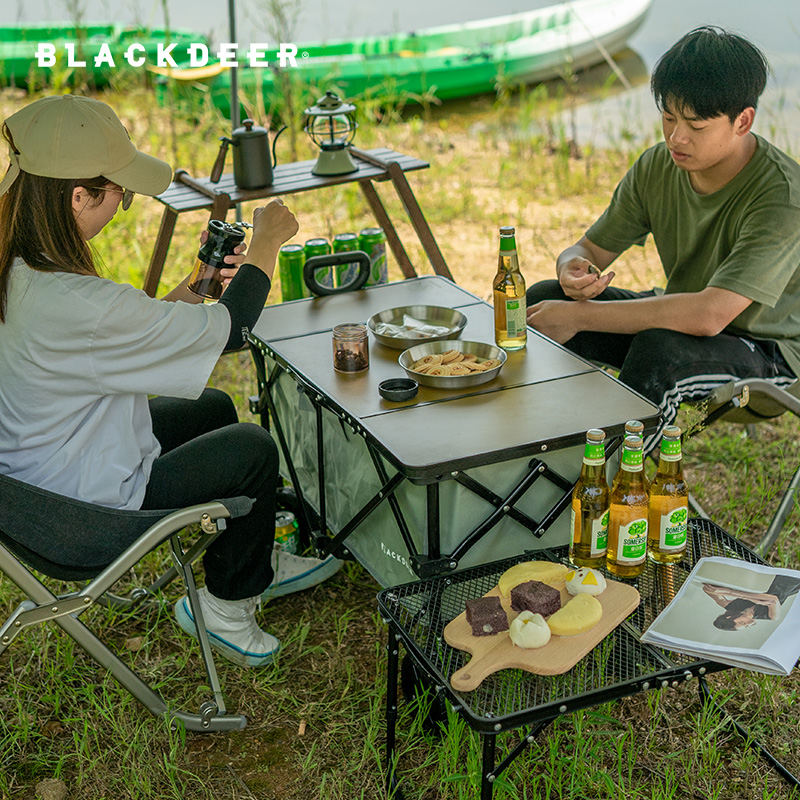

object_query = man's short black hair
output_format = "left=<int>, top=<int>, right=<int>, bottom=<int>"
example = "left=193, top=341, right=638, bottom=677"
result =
left=651, top=26, right=769, bottom=121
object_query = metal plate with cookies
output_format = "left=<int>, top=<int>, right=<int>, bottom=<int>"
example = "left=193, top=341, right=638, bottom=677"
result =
left=399, top=339, right=507, bottom=389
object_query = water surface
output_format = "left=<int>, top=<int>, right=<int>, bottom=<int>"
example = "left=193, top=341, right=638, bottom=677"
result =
left=2, top=0, right=799, bottom=148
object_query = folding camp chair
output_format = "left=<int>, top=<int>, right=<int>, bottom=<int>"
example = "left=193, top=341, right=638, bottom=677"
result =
left=0, top=471, right=255, bottom=732
left=686, top=378, right=800, bottom=555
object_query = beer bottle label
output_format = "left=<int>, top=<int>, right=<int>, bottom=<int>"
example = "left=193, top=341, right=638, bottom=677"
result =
left=617, top=517, right=648, bottom=563
left=657, top=505, right=688, bottom=551
left=592, top=510, right=610, bottom=555
left=571, top=505, right=609, bottom=556
left=620, top=446, right=644, bottom=472
left=660, top=438, right=682, bottom=462
left=504, top=298, right=526, bottom=338
left=583, top=441, right=605, bottom=466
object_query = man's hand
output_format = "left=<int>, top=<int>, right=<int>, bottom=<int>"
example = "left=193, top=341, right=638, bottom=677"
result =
left=526, top=299, right=582, bottom=343
left=559, top=256, right=615, bottom=300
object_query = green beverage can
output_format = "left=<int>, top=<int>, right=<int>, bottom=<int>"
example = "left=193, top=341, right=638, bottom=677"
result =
left=304, top=238, right=333, bottom=291
left=358, top=227, right=388, bottom=286
left=274, top=511, right=300, bottom=554
left=278, top=244, right=307, bottom=302
left=333, top=232, right=360, bottom=288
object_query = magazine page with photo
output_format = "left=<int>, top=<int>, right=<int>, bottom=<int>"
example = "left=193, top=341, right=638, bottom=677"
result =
left=641, top=557, right=800, bottom=675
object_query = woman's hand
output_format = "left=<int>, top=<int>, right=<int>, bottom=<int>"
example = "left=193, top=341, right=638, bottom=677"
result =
left=199, top=228, right=248, bottom=288
left=251, top=199, right=299, bottom=252
left=235, top=199, right=299, bottom=279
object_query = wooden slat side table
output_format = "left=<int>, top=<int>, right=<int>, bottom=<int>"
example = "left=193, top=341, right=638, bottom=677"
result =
left=143, top=147, right=452, bottom=297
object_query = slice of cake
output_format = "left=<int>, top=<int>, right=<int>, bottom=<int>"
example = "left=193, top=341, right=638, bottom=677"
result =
left=510, top=580, right=561, bottom=617
left=465, top=596, right=509, bottom=637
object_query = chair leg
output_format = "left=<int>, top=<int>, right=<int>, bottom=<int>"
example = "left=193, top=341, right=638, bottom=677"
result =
left=687, top=492, right=711, bottom=520
left=55, top=612, right=246, bottom=732
left=170, top=536, right=231, bottom=719
left=755, top=463, right=800, bottom=556
left=0, top=538, right=247, bottom=732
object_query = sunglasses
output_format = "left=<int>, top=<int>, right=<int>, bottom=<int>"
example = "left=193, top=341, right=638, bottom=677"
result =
left=96, top=185, right=135, bottom=211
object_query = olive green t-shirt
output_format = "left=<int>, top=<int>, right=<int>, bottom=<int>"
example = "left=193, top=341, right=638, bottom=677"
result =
left=586, top=134, right=800, bottom=378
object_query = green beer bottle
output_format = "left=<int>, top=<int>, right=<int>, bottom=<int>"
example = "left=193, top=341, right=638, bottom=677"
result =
left=569, top=429, right=610, bottom=568
left=492, top=226, right=527, bottom=351
left=607, top=436, right=648, bottom=579
left=647, top=426, right=689, bottom=564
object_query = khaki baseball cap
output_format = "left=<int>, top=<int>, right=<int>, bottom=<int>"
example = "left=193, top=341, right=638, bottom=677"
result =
left=0, top=94, right=173, bottom=197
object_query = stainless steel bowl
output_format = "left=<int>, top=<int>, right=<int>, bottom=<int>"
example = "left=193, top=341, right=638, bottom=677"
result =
left=367, top=305, right=467, bottom=350
left=399, top=340, right=507, bottom=389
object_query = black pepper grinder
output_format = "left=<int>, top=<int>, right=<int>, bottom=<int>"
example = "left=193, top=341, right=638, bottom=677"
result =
left=187, top=220, right=246, bottom=300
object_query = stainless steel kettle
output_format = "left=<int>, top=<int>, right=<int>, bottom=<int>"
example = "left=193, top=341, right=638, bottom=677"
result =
left=210, top=119, right=273, bottom=190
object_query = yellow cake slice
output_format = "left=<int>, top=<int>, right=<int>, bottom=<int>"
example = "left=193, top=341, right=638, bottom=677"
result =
left=546, top=593, right=603, bottom=636
left=498, top=561, right=569, bottom=597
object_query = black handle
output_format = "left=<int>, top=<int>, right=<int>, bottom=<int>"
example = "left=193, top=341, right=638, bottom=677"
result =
left=303, top=251, right=371, bottom=297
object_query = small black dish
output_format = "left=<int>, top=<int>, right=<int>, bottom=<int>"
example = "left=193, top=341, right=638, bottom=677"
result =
left=379, top=377, right=419, bottom=402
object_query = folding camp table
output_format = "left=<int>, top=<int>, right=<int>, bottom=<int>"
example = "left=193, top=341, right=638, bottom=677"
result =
left=248, top=275, right=660, bottom=587
left=377, top=518, right=800, bottom=799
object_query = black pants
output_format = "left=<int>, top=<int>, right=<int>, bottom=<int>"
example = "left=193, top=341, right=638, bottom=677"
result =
left=142, top=388, right=278, bottom=601
left=526, top=281, right=797, bottom=450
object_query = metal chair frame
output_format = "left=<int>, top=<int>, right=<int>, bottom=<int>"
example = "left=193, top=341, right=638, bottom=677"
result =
left=0, top=472, right=255, bottom=732
left=685, top=378, right=800, bottom=555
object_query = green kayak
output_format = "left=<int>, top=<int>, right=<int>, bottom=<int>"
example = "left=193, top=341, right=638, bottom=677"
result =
left=154, top=0, right=652, bottom=116
left=0, top=23, right=207, bottom=87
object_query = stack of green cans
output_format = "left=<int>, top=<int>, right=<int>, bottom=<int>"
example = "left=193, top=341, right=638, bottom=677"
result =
left=277, top=227, right=389, bottom=302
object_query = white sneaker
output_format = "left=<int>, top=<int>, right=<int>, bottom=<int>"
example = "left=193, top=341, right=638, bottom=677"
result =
left=174, top=587, right=281, bottom=668
left=260, top=543, right=343, bottom=602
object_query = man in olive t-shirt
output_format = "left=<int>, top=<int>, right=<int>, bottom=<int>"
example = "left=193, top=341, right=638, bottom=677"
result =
left=525, top=27, right=800, bottom=450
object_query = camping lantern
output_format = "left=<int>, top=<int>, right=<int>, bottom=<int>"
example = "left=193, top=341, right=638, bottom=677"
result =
left=303, top=91, right=358, bottom=176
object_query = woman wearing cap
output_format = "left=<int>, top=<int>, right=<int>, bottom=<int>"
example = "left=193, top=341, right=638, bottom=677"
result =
left=0, top=94, right=340, bottom=668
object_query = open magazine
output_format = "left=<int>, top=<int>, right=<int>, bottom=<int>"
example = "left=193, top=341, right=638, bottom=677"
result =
left=640, top=556, right=800, bottom=675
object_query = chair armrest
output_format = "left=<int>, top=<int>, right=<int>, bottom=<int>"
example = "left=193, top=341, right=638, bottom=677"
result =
left=216, top=495, right=255, bottom=519
left=77, top=497, right=255, bottom=601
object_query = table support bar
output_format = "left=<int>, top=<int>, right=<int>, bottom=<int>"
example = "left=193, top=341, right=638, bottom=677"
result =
left=698, top=676, right=799, bottom=790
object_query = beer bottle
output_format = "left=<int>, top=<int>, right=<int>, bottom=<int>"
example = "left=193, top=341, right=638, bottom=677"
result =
left=624, top=419, right=644, bottom=440
left=570, top=429, right=610, bottom=568
left=607, top=435, right=649, bottom=579
left=493, top=226, right=527, bottom=351
left=647, top=426, right=689, bottom=564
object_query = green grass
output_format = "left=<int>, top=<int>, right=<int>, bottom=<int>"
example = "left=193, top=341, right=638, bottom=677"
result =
left=2, top=76, right=800, bottom=799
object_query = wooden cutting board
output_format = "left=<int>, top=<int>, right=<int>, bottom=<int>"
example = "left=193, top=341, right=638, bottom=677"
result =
left=444, top=580, right=641, bottom=692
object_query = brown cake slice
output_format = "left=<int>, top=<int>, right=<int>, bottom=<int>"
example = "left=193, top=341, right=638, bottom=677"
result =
left=510, top=580, right=561, bottom=617
left=465, top=595, right=509, bottom=637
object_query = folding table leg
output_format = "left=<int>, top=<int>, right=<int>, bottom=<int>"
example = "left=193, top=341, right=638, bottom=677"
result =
left=698, top=676, right=799, bottom=789
left=481, top=733, right=497, bottom=800
left=385, top=625, right=404, bottom=799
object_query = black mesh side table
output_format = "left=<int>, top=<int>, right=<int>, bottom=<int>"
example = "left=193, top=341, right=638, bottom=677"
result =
left=377, top=519, right=799, bottom=799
